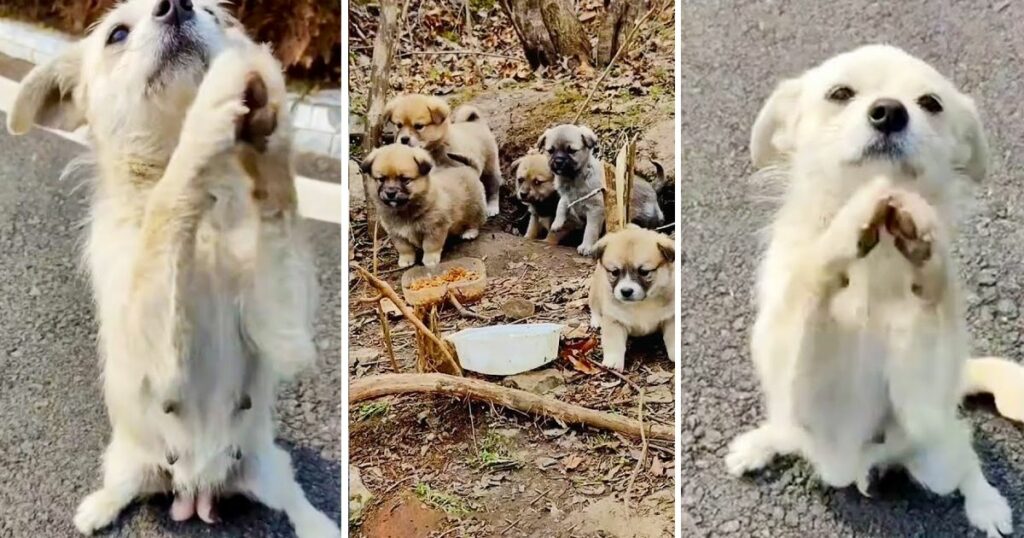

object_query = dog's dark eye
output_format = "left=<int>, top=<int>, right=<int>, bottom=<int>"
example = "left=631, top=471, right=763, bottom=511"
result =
left=917, top=94, right=943, bottom=114
left=107, top=24, right=130, bottom=45
left=608, top=268, right=620, bottom=278
left=414, top=123, right=425, bottom=130
left=826, top=85, right=855, bottom=103
left=638, top=267, right=653, bottom=278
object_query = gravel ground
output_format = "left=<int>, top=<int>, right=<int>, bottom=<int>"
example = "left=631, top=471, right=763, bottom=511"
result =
left=0, top=117, right=341, bottom=537
left=681, top=1, right=1024, bottom=536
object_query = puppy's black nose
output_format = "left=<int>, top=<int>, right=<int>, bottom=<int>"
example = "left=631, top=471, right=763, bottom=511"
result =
left=400, top=136, right=411, bottom=145
left=153, top=0, right=194, bottom=26
left=867, top=99, right=908, bottom=135
left=620, top=288, right=634, bottom=298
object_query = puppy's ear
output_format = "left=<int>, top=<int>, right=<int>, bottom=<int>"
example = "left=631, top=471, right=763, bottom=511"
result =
left=536, top=131, right=548, bottom=151
left=8, top=45, right=85, bottom=135
left=955, top=95, right=988, bottom=181
left=359, top=148, right=379, bottom=175
left=428, top=97, right=451, bottom=124
left=656, top=235, right=675, bottom=264
left=591, top=235, right=611, bottom=261
left=413, top=149, right=435, bottom=176
left=579, top=125, right=599, bottom=149
left=381, top=98, right=397, bottom=125
left=750, top=77, right=802, bottom=169
left=510, top=157, right=524, bottom=173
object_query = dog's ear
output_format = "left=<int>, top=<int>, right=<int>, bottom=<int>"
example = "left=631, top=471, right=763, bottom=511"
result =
left=381, top=98, right=397, bottom=125
left=591, top=235, right=611, bottom=261
left=954, top=95, right=988, bottom=182
left=359, top=148, right=379, bottom=175
left=510, top=157, right=524, bottom=173
left=656, top=234, right=675, bottom=264
left=427, top=97, right=451, bottom=124
left=750, top=77, right=803, bottom=169
left=579, top=125, right=599, bottom=149
left=536, top=130, right=548, bottom=151
left=413, top=149, right=435, bottom=176
left=8, top=45, right=85, bottom=135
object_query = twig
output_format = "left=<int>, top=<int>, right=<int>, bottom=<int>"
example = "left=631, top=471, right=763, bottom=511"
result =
left=448, top=294, right=490, bottom=321
left=571, top=0, right=672, bottom=123
left=400, top=50, right=527, bottom=62
left=567, top=186, right=605, bottom=210
left=352, top=264, right=461, bottom=376
left=349, top=373, right=672, bottom=441
left=655, top=222, right=675, bottom=232
left=624, top=387, right=649, bottom=511
left=371, top=222, right=398, bottom=372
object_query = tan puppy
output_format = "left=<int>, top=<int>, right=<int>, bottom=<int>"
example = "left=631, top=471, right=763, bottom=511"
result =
left=384, top=94, right=502, bottom=217
left=362, top=144, right=486, bottom=267
left=512, top=152, right=563, bottom=244
left=589, top=225, right=675, bottom=371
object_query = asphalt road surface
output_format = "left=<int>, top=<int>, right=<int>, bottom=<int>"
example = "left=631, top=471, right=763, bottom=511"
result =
left=682, top=1, right=1024, bottom=536
left=0, top=115, right=341, bottom=536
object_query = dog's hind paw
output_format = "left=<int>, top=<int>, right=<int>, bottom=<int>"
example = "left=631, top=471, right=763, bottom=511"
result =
left=74, top=490, right=125, bottom=535
left=725, top=427, right=778, bottom=476
left=965, top=483, right=1013, bottom=538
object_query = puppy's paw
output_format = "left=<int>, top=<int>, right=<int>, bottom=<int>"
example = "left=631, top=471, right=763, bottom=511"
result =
left=965, top=484, right=1012, bottom=538
left=886, top=190, right=935, bottom=267
left=397, top=254, right=416, bottom=268
left=170, top=494, right=196, bottom=522
left=74, top=490, right=125, bottom=535
left=857, top=196, right=892, bottom=258
left=600, top=354, right=625, bottom=371
left=293, top=510, right=342, bottom=538
left=461, top=228, right=479, bottom=240
left=725, top=428, right=777, bottom=476
left=486, top=199, right=500, bottom=218
left=236, top=73, right=278, bottom=152
left=422, top=251, right=442, bottom=267
left=577, top=242, right=595, bottom=256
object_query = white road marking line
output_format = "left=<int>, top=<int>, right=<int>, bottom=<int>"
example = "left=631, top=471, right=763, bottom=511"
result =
left=0, top=74, right=341, bottom=224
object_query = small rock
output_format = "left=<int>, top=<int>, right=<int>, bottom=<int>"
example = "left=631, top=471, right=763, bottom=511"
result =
left=348, top=465, right=373, bottom=521
left=349, top=347, right=379, bottom=366
left=978, top=268, right=998, bottom=286
left=997, top=298, right=1018, bottom=318
left=509, top=368, right=564, bottom=395
left=501, top=298, right=536, bottom=320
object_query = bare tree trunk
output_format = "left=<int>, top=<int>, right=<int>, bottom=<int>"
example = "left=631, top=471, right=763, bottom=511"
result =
left=360, top=0, right=402, bottom=229
left=595, top=0, right=645, bottom=66
left=539, top=0, right=593, bottom=68
left=499, top=0, right=558, bottom=69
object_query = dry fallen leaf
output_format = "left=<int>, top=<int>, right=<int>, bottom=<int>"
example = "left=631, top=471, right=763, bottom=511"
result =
left=560, top=336, right=602, bottom=375
left=563, top=454, right=584, bottom=471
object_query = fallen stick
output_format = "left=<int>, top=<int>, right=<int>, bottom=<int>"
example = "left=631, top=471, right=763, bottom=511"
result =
left=349, top=373, right=673, bottom=441
left=352, top=263, right=461, bottom=375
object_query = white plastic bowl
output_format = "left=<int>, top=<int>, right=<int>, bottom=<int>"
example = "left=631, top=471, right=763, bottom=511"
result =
left=447, top=323, right=562, bottom=376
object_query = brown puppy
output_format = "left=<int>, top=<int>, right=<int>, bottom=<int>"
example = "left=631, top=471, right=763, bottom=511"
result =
left=361, top=143, right=486, bottom=267
left=512, top=152, right=564, bottom=244
left=384, top=94, right=502, bottom=217
left=589, top=225, right=675, bottom=371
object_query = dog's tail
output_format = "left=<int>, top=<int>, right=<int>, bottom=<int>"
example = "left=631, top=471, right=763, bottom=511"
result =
left=965, top=357, right=1024, bottom=422
left=452, top=105, right=483, bottom=123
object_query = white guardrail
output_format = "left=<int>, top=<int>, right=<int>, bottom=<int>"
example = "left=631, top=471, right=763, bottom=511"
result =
left=0, top=75, right=342, bottom=224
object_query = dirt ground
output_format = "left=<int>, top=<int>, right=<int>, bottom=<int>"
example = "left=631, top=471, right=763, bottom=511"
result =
left=347, top=2, right=676, bottom=536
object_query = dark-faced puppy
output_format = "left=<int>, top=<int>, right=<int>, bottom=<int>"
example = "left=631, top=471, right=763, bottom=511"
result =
left=383, top=94, right=503, bottom=216
left=588, top=225, right=675, bottom=370
left=512, top=152, right=563, bottom=243
left=538, top=124, right=665, bottom=255
left=361, top=143, right=486, bottom=267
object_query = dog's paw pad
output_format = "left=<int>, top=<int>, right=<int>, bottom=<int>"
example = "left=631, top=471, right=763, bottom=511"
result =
left=237, top=72, right=278, bottom=151
left=857, top=197, right=892, bottom=258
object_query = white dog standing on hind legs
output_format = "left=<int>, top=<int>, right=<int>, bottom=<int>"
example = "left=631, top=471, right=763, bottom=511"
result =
left=7, top=0, right=339, bottom=536
left=724, top=44, right=1012, bottom=537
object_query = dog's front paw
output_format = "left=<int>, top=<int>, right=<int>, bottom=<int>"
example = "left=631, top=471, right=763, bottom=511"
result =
left=292, top=510, right=342, bottom=538
left=461, top=228, right=479, bottom=240
left=965, top=483, right=1012, bottom=538
left=577, top=242, right=595, bottom=256
left=422, top=251, right=442, bottom=267
left=486, top=199, right=500, bottom=218
left=886, top=190, right=935, bottom=267
left=397, top=254, right=416, bottom=268
left=236, top=72, right=278, bottom=152
left=600, top=354, right=625, bottom=371
left=74, top=490, right=124, bottom=535
left=725, top=428, right=777, bottom=476
left=856, top=195, right=892, bottom=258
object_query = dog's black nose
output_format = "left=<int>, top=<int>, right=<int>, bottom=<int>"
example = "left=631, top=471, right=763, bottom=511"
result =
left=400, top=136, right=411, bottom=145
left=620, top=287, right=634, bottom=298
left=551, top=156, right=568, bottom=168
left=153, top=0, right=194, bottom=26
left=867, top=99, right=908, bottom=134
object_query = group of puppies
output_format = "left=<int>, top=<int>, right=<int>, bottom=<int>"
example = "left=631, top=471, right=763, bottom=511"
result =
left=727, top=44, right=1024, bottom=537
left=361, top=94, right=675, bottom=371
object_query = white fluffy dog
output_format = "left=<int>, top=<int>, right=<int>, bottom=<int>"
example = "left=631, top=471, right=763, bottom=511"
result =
left=7, top=0, right=339, bottom=536
left=725, top=44, right=1012, bottom=537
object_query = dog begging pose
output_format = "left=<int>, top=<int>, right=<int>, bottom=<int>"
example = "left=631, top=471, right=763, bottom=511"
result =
left=724, top=45, right=1011, bottom=537
left=7, top=1, right=339, bottom=536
